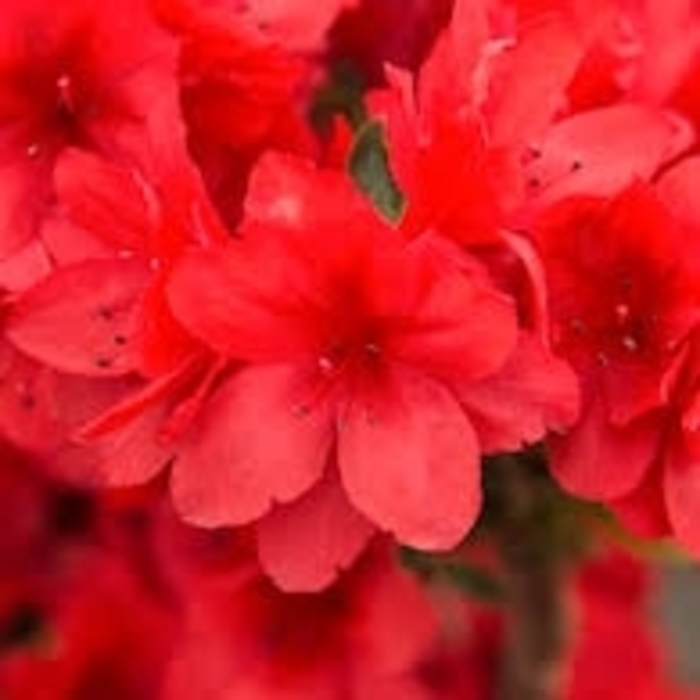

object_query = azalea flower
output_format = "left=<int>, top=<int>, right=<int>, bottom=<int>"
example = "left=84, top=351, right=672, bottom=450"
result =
left=536, top=172, right=700, bottom=548
left=3, top=146, right=227, bottom=484
left=162, top=543, right=437, bottom=700
left=602, top=158, right=700, bottom=551
left=165, top=151, right=521, bottom=582
left=0, top=550, right=175, bottom=700
left=152, top=0, right=325, bottom=227
left=0, top=0, right=180, bottom=256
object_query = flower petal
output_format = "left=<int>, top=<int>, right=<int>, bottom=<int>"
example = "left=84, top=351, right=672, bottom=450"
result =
left=53, top=148, right=155, bottom=256
left=457, top=333, right=580, bottom=453
left=53, top=395, right=173, bottom=487
left=172, top=364, right=333, bottom=527
left=0, top=151, right=50, bottom=257
left=384, top=240, right=518, bottom=382
left=657, top=155, right=700, bottom=228
left=243, top=151, right=368, bottom=234
left=0, top=342, right=63, bottom=453
left=486, top=14, right=582, bottom=147
left=611, top=468, right=670, bottom=539
left=525, top=105, right=692, bottom=205
left=167, top=244, right=318, bottom=362
left=7, top=259, right=150, bottom=377
left=256, top=468, right=374, bottom=592
left=339, top=367, right=481, bottom=550
left=549, top=388, right=661, bottom=499
left=664, top=432, right=700, bottom=555
left=354, top=547, right=438, bottom=674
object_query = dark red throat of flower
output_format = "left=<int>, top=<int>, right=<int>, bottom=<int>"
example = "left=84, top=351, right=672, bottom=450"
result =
left=318, top=304, right=385, bottom=380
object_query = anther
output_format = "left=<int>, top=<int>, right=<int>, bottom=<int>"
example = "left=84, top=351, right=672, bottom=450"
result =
left=622, top=335, right=639, bottom=352
left=615, top=304, right=630, bottom=322
left=318, top=356, right=334, bottom=374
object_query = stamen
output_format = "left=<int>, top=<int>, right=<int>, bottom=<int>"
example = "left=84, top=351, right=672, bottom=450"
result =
left=318, top=356, right=335, bottom=374
left=56, top=74, right=76, bottom=113
left=622, top=335, right=639, bottom=353
left=615, top=304, right=630, bottom=322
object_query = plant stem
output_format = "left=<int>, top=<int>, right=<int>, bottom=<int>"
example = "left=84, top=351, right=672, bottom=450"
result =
left=488, top=455, right=574, bottom=700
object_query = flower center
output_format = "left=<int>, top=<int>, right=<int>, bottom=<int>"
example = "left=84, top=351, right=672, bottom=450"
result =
left=317, top=339, right=382, bottom=376
left=56, top=73, right=77, bottom=115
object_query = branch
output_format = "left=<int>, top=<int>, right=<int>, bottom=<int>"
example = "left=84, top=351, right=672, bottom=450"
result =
left=487, top=453, right=575, bottom=700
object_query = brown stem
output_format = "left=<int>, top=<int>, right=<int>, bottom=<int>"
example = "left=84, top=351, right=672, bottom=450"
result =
left=489, top=455, right=574, bottom=700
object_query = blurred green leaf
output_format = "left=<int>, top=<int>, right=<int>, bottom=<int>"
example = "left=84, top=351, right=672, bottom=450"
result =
left=400, top=547, right=506, bottom=602
left=442, top=562, right=506, bottom=601
left=310, top=62, right=366, bottom=130
left=585, top=506, right=692, bottom=565
left=348, top=121, right=405, bottom=223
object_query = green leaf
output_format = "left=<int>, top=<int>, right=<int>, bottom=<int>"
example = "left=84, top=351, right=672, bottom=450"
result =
left=400, top=547, right=506, bottom=602
left=310, top=62, right=366, bottom=130
left=442, top=562, right=506, bottom=602
left=587, top=506, right=692, bottom=565
left=348, top=121, right=405, bottom=223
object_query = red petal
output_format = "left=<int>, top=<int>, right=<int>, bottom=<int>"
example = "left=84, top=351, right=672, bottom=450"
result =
left=0, top=342, right=63, bottom=453
left=0, top=152, right=51, bottom=257
left=549, top=388, right=661, bottom=499
left=354, top=549, right=438, bottom=674
left=375, top=61, right=502, bottom=246
left=53, top=148, right=155, bottom=256
left=243, top=151, right=368, bottom=234
left=664, top=432, right=700, bottom=555
left=612, top=468, right=670, bottom=539
left=525, top=105, right=692, bottom=205
left=445, top=0, right=488, bottom=84
left=657, top=156, right=700, bottom=228
left=7, top=259, right=150, bottom=376
left=76, top=355, right=203, bottom=440
left=41, top=215, right=115, bottom=266
left=256, top=468, right=374, bottom=592
left=242, top=0, right=357, bottom=51
left=339, top=367, right=482, bottom=549
left=501, top=230, right=550, bottom=339
left=167, top=244, right=318, bottom=362
left=172, top=364, right=333, bottom=527
left=53, top=397, right=173, bottom=487
left=383, top=239, right=518, bottom=381
left=601, top=362, right=674, bottom=426
left=0, top=240, right=52, bottom=292
left=137, top=272, right=202, bottom=376
left=457, top=333, right=580, bottom=453
left=486, top=14, right=582, bottom=147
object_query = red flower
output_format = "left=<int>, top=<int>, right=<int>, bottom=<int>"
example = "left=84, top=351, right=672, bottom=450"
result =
left=163, top=544, right=437, bottom=700
left=537, top=179, right=700, bottom=517
left=612, top=158, right=700, bottom=553
left=0, top=0, right=180, bottom=256
left=166, top=152, right=519, bottom=581
left=0, top=552, right=175, bottom=700
left=521, top=105, right=692, bottom=210
left=8, top=143, right=223, bottom=372
left=370, top=0, right=584, bottom=243
left=2, top=146, right=232, bottom=487
left=152, top=0, right=324, bottom=227
left=368, top=0, right=582, bottom=453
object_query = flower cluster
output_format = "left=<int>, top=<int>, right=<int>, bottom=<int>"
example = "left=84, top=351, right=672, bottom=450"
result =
left=2, top=0, right=700, bottom=696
